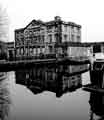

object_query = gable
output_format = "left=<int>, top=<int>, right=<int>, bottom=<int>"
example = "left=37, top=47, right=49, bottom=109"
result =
left=26, top=20, right=45, bottom=29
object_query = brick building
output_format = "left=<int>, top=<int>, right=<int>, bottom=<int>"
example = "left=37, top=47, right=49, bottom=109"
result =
left=15, top=16, right=81, bottom=60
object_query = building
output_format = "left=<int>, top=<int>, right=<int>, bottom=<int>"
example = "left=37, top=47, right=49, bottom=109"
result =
left=6, top=42, right=15, bottom=60
left=15, top=16, right=81, bottom=60
left=56, top=42, right=92, bottom=59
left=15, top=16, right=93, bottom=89
left=83, top=42, right=104, bottom=60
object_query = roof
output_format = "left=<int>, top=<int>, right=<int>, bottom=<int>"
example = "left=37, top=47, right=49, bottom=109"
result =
left=6, top=42, right=14, bottom=48
left=55, top=42, right=91, bottom=47
left=82, top=42, right=104, bottom=46
left=25, top=19, right=45, bottom=28
left=15, top=28, right=25, bottom=32
left=15, top=16, right=82, bottom=31
left=6, top=42, right=14, bottom=45
left=0, top=41, right=7, bottom=50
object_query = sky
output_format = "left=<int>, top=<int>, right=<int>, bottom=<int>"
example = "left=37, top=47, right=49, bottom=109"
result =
left=0, top=0, right=104, bottom=43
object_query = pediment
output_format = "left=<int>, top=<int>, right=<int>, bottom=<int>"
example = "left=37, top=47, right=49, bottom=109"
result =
left=26, top=20, right=45, bottom=29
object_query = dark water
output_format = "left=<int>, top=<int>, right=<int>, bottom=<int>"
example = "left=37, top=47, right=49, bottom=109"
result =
left=0, top=65, right=103, bottom=120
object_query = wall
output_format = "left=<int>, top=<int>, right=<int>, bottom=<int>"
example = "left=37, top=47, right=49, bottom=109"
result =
left=61, top=24, right=81, bottom=43
left=67, top=46, right=88, bottom=58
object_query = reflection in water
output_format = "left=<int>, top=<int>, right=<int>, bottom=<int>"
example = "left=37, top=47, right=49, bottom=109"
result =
left=89, top=93, right=104, bottom=120
left=0, top=73, right=11, bottom=120
left=15, top=65, right=82, bottom=97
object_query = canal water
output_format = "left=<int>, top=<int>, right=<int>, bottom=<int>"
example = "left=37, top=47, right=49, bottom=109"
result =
left=0, top=65, right=103, bottom=120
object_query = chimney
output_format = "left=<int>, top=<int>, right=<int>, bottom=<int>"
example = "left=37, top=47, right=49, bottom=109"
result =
left=54, top=16, right=61, bottom=21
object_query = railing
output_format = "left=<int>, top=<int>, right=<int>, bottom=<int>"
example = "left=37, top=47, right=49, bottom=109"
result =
left=15, top=53, right=56, bottom=61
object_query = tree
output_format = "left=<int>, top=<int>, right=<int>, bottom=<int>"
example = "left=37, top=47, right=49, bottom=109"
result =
left=0, top=6, right=9, bottom=60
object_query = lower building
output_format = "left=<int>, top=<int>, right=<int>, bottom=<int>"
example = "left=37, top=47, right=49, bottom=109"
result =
left=56, top=42, right=93, bottom=59
left=16, top=42, right=56, bottom=60
left=15, top=41, right=93, bottom=60
left=6, top=42, right=15, bottom=60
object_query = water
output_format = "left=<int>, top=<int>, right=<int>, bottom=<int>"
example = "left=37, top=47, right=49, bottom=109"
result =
left=0, top=65, right=103, bottom=120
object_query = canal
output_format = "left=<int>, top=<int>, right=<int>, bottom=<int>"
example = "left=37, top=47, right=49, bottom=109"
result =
left=0, top=65, right=102, bottom=120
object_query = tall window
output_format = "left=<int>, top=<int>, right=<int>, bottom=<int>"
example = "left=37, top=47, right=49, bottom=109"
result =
left=33, top=36, right=37, bottom=43
left=41, top=35, right=44, bottom=43
left=30, top=48, right=33, bottom=55
left=49, top=46, right=53, bottom=53
left=25, top=48, right=28, bottom=55
left=48, top=34, right=52, bottom=43
left=77, top=27, right=80, bottom=34
left=64, top=25, right=67, bottom=32
left=71, top=34, right=74, bottom=42
left=54, top=34, right=58, bottom=42
left=16, top=49, right=19, bottom=56
left=71, top=26, right=74, bottom=33
left=77, top=36, right=80, bottom=42
left=33, top=48, right=36, bottom=55
left=37, top=36, right=40, bottom=43
left=64, top=35, right=67, bottom=42
left=21, top=48, right=23, bottom=55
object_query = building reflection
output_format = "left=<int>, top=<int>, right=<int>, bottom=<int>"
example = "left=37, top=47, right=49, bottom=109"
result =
left=15, top=65, right=82, bottom=97
left=89, top=93, right=104, bottom=120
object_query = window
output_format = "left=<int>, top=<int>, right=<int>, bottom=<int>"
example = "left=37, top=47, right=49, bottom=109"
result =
left=93, top=45, right=101, bottom=53
left=21, top=48, right=23, bottom=55
left=58, top=47, right=63, bottom=54
left=77, top=27, right=80, bottom=34
left=54, top=34, right=58, bottom=42
left=37, top=36, right=40, bottom=43
left=47, top=26, right=53, bottom=33
left=33, top=36, right=37, bottom=43
left=17, top=48, right=19, bottom=55
left=71, top=26, right=74, bottom=33
left=48, top=34, right=52, bottom=43
left=64, top=35, right=67, bottom=41
left=41, top=35, right=44, bottom=43
left=49, top=46, right=53, bottom=53
left=33, top=48, right=36, bottom=55
left=25, top=48, right=28, bottom=55
left=77, top=36, right=80, bottom=42
left=30, top=48, right=33, bottom=55
left=64, top=25, right=67, bottom=32
left=71, top=35, right=74, bottom=41
left=35, top=36, right=38, bottom=43
left=42, top=47, right=45, bottom=53
left=37, top=47, right=41, bottom=54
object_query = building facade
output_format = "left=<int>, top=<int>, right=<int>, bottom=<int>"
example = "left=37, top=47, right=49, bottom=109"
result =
left=15, top=16, right=92, bottom=85
left=6, top=42, right=15, bottom=60
left=56, top=42, right=93, bottom=59
left=15, top=16, right=81, bottom=60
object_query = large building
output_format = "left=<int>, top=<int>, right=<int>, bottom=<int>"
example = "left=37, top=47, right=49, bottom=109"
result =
left=14, top=16, right=91, bottom=86
left=15, top=16, right=81, bottom=60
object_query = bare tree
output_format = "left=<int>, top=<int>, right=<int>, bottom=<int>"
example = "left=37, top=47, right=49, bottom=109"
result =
left=0, top=6, right=9, bottom=43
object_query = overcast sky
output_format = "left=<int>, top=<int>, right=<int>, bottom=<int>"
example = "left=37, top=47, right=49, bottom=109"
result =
left=0, top=0, right=104, bottom=43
